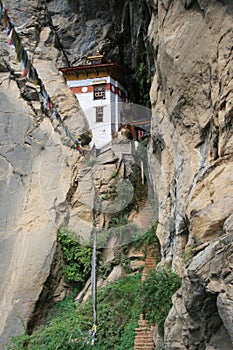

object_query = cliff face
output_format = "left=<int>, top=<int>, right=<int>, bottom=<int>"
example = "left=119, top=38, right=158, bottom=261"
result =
left=0, top=0, right=232, bottom=349
left=147, top=0, right=233, bottom=348
left=0, top=2, right=151, bottom=346
left=45, top=0, right=153, bottom=101
left=0, top=1, right=89, bottom=346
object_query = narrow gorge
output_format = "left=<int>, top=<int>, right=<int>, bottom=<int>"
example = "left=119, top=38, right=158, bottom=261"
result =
left=0, top=0, right=232, bottom=349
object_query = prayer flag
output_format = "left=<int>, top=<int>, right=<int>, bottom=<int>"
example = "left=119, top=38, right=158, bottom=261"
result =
left=2, top=6, right=8, bottom=29
left=0, top=0, right=83, bottom=154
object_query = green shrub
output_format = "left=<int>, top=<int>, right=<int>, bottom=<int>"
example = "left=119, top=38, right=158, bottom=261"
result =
left=140, top=268, right=181, bottom=335
left=58, top=227, right=93, bottom=287
left=90, top=273, right=141, bottom=350
left=117, top=320, right=138, bottom=350
left=133, top=225, right=159, bottom=250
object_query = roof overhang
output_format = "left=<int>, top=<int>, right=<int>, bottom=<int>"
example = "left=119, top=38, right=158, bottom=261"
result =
left=59, top=63, right=127, bottom=74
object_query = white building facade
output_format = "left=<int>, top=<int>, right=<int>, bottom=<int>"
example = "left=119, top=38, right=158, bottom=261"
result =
left=60, top=56, right=128, bottom=149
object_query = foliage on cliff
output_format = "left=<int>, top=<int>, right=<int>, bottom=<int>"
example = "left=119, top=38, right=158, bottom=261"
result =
left=58, top=227, right=93, bottom=287
left=141, top=269, right=181, bottom=335
left=7, top=274, right=141, bottom=350
left=7, top=265, right=181, bottom=349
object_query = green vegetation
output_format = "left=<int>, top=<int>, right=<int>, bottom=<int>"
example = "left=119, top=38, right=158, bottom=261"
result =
left=93, top=274, right=141, bottom=349
left=133, top=224, right=161, bottom=266
left=58, top=227, right=93, bottom=287
left=133, top=224, right=159, bottom=251
left=8, top=274, right=141, bottom=350
left=8, top=293, right=81, bottom=350
left=109, top=212, right=129, bottom=227
left=131, top=165, right=148, bottom=209
left=58, top=227, right=112, bottom=283
left=113, top=247, right=132, bottom=274
left=8, top=222, right=181, bottom=348
left=8, top=266, right=181, bottom=349
left=140, top=268, right=181, bottom=335
left=136, top=52, right=153, bottom=107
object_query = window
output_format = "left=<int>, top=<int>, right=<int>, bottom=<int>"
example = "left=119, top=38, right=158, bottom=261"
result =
left=94, top=84, right=106, bottom=100
left=96, top=106, right=104, bottom=122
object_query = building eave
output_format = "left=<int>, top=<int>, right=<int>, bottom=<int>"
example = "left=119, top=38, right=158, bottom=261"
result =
left=59, top=62, right=127, bottom=73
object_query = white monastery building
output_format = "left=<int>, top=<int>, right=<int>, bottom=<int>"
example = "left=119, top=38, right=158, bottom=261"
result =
left=59, top=53, right=129, bottom=149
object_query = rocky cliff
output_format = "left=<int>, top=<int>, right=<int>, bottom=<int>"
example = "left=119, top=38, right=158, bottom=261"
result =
left=0, top=0, right=89, bottom=346
left=147, top=1, right=233, bottom=348
left=0, top=0, right=232, bottom=349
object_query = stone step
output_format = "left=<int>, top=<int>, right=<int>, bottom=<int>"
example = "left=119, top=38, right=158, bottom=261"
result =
left=144, top=263, right=155, bottom=266
left=134, top=332, right=154, bottom=337
left=134, top=345, right=154, bottom=349
left=143, top=266, right=155, bottom=271
left=135, top=330, right=154, bottom=334
left=136, top=321, right=149, bottom=327
left=145, top=258, right=155, bottom=261
left=144, top=258, right=156, bottom=262
left=144, top=261, right=156, bottom=266
left=135, top=335, right=154, bottom=339
left=135, top=324, right=152, bottom=329
left=144, top=257, right=156, bottom=262
left=134, top=344, right=154, bottom=347
left=134, top=251, right=156, bottom=350
left=143, top=266, right=155, bottom=270
left=135, top=340, right=154, bottom=343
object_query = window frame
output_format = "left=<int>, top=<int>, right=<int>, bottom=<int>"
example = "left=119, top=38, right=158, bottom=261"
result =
left=93, top=84, right=106, bottom=100
left=96, top=106, right=104, bottom=123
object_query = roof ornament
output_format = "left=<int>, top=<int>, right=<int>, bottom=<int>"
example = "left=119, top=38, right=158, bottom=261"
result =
left=87, top=51, right=105, bottom=65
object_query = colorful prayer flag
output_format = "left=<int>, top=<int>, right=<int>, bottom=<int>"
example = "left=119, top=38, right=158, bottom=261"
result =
left=0, top=0, right=82, bottom=152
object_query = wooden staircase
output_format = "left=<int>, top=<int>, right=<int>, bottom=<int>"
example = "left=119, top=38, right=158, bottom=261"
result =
left=134, top=247, right=157, bottom=349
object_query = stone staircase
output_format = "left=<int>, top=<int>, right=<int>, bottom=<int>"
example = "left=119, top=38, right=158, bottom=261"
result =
left=142, top=249, right=157, bottom=282
left=134, top=247, right=157, bottom=349
left=134, top=314, right=155, bottom=350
